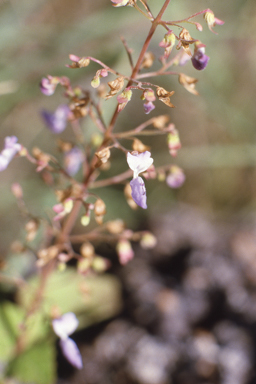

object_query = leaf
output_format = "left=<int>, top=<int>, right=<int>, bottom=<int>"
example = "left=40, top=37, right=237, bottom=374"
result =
left=17, top=268, right=122, bottom=329
left=0, top=302, right=24, bottom=363
left=7, top=341, right=56, bottom=384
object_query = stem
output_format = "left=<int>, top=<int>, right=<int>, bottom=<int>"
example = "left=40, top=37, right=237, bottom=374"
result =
left=105, top=0, right=171, bottom=137
left=90, top=169, right=132, bottom=189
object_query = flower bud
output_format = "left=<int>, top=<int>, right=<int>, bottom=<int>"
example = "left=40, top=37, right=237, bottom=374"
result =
left=106, top=219, right=125, bottom=234
left=94, top=199, right=106, bottom=224
left=91, top=76, right=100, bottom=88
left=92, top=257, right=110, bottom=273
left=159, top=31, right=176, bottom=58
left=80, top=242, right=95, bottom=258
left=68, top=54, right=90, bottom=68
left=25, top=219, right=39, bottom=242
left=140, top=232, right=157, bottom=249
left=204, top=10, right=224, bottom=34
left=166, top=166, right=186, bottom=188
left=77, top=258, right=91, bottom=274
left=142, top=89, right=156, bottom=102
left=116, top=239, right=134, bottom=265
left=117, top=88, right=132, bottom=112
left=167, top=128, right=181, bottom=157
left=11, top=183, right=23, bottom=199
left=153, top=115, right=169, bottom=129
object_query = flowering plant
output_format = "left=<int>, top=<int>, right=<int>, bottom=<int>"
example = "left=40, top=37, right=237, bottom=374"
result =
left=0, top=1, right=223, bottom=382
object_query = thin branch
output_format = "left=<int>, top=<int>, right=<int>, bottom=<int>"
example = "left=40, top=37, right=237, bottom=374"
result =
left=120, top=36, right=134, bottom=70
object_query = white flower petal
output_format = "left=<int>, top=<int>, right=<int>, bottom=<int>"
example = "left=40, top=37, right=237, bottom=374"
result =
left=127, top=151, right=153, bottom=178
left=52, top=312, right=79, bottom=339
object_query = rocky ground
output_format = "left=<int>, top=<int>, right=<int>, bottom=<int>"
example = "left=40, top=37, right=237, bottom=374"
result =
left=58, top=205, right=256, bottom=384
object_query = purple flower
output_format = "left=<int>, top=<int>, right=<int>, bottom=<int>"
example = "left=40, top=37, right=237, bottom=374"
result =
left=143, top=101, right=155, bottom=114
left=166, top=166, right=186, bottom=188
left=191, top=45, right=210, bottom=71
left=178, top=51, right=191, bottom=66
left=40, top=77, right=58, bottom=96
left=0, top=136, right=21, bottom=172
left=130, top=176, right=147, bottom=209
left=41, top=105, right=70, bottom=134
left=127, top=151, right=153, bottom=209
left=64, top=147, right=84, bottom=176
left=52, top=312, right=83, bottom=369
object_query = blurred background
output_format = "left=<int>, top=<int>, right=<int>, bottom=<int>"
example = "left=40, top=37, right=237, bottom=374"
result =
left=1, top=0, right=256, bottom=383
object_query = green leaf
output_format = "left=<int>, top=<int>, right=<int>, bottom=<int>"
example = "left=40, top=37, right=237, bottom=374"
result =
left=7, top=341, right=56, bottom=384
left=0, top=302, right=24, bottom=363
left=18, top=268, right=122, bottom=329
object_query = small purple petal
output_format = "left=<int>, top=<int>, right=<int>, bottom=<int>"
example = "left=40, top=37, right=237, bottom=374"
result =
left=60, top=337, right=83, bottom=369
left=130, top=176, right=147, bottom=209
left=178, top=51, right=191, bottom=66
left=40, top=77, right=57, bottom=96
left=191, top=48, right=210, bottom=71
left=64, top=147, right=84, bottom=176
left=143, top=101, right=155, bottom=114
left=41, top=105, right=69, bottom=134
left=0, top=136, right=21, bottom=172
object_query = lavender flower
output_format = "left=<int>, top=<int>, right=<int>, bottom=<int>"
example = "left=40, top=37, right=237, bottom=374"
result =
left=64, top=147, right=84, bottom=176
left=40, top=77, right=58, bottom=96
left=0, top=136, right=21, bottom=172
left=191, top=44, right=210, bottom=71
left=52, top=312, right=83, bottom=369
left=130, top=176, right=147, bottom=209
left=41, top=105, right=70, bottom=134
left=127, top=151, right=153, bottom=209
left=143, top=101, right=155, bottom=114
left=166, top=166, right=186, bottom=188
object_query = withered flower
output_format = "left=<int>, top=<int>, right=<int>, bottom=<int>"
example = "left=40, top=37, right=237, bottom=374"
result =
left=179, top=73, right=199, bottom=95
left=95, top=147, right=111, bottom=167
left=67, top=54, right=90, bottom=68
left=94, top=198, right=106, bottom=224
left=132, top=138, right=150, bottom=153
left=141, top=52, right=155, bottom=69
left=156, top=87, right=175, bottom=108
left=105, top=77, right=124, bottom=100
left=177, top=29, right=195, bottom=56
